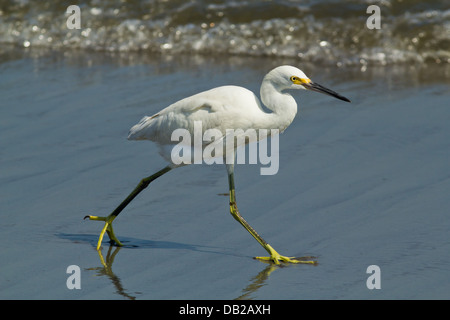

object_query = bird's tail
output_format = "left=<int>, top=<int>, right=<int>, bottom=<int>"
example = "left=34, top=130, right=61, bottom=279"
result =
left=128, top=115, right=158, bottom=140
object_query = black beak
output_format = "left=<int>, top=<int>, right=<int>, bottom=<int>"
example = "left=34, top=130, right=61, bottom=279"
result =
left=303, top=81, right=351, bottom=103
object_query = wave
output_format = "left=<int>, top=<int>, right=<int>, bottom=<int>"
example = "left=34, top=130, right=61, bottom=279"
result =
left=1, top=0, right=449, bottom=66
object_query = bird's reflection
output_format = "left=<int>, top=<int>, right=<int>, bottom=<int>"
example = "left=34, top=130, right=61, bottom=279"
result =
left=235, top=263, right=279, bottom=300
left=235, top=256, right=317, bottom=300
left=86, top=246, right=137, bottom=300
left=87, top=243, right=316, bottom=300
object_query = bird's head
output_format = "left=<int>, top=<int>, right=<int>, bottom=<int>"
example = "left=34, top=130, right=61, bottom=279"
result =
left=266, top=65, right=351, bottom=103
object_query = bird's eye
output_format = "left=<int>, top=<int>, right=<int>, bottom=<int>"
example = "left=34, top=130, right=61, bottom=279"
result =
left=290, top=76, right=299, bottom=82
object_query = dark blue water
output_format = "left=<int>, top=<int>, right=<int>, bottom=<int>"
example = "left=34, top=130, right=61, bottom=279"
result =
left=0, top=47, right=449, bottom=299
left=1, top=0, right=449, bottom=300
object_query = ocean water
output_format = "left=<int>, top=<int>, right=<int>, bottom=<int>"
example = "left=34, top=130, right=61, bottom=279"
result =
left=1, top=1, right=450, bottom=301
left=1, top=0, right=449, bottom=65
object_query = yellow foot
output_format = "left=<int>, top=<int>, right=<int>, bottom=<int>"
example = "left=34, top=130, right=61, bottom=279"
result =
left=254, top=245, right=317, bottom=265
left=254, top=255, right=317, bottom=265
left=83, top=215, right=123, bottom=250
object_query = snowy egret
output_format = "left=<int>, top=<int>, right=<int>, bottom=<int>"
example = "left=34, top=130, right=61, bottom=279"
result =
left=84, top=65, right=350, bottom=265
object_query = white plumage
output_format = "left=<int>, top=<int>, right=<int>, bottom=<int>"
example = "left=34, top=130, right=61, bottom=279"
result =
left=127, top=66, right=309, bottom=146
left=85, top=65, right=350, bottom=264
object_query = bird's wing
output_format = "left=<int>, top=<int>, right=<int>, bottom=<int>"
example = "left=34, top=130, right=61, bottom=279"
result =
left=128, top=97, right=226, bottom=143
left=128, top=86, right=260, bottom=143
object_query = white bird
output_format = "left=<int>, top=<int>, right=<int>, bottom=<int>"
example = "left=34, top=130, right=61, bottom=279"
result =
left=85, top=65, right=350, bottom=265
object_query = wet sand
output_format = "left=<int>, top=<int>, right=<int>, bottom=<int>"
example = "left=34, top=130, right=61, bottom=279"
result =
left=0, top=49, right=449, bottom=299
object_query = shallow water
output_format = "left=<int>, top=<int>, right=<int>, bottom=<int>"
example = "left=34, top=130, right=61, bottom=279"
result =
left=0, top=46, right=449, bottom=299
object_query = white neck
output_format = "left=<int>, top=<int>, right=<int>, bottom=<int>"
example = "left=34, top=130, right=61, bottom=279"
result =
left=259, top=80, right=298, bottom=132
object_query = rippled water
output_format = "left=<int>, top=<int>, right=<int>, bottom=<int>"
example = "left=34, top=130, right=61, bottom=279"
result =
left=1, top=1, right=450, bottom=301
left=1, top=0, right=449, bottom=66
